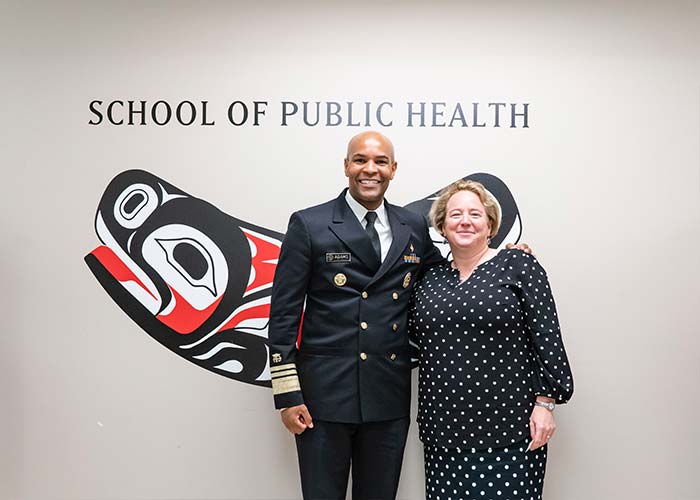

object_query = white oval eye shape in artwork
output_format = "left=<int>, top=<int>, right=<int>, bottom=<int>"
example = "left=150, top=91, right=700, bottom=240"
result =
left=113, top=183, right=159, bottom=229
left=142, top=224, right=229, bottom=311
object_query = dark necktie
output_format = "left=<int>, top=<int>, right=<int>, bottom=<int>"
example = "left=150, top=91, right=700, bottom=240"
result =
left=364, top=211, right=382, bottom=260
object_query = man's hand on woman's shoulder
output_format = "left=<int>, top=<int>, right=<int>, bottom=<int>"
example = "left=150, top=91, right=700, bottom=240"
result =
left=506, top=242, right=532, bottom=254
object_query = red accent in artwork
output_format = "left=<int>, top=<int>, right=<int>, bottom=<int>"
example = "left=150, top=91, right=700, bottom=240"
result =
left=217, top=302, right=271, bottom=333
left=91, top=245, right=157, bottom=300
left=241, top=230, right=280, bottom=293
left=296, top=310, right=304, bottom=347
left=157, top=287, right=223, bottom=334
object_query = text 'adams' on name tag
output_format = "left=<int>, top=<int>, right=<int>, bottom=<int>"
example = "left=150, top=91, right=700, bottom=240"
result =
left=326, top=252, right=351, bottom=263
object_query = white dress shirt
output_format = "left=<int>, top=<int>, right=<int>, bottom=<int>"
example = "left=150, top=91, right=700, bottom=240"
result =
left=345, top=191, right=393, bottom=262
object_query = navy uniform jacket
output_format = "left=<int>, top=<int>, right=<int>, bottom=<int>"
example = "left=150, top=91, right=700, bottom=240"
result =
left=269, top=190, right=444, bottom=423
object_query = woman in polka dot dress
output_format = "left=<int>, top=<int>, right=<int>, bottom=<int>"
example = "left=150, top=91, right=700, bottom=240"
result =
left=409, top=180, right=574, bottom=500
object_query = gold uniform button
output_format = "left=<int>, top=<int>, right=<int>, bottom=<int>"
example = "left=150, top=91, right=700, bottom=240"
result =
left=360, top=352, right=368, bottom=361
left=360, top=321, right=368, bottom=330
left=392, top=292, right=399, bottom=300
left=334, top=273, right=347, bottom=287
left=361, top=291, right=368, bottom=299
left=392, top=323, right=399, bottom=332
left=390, top=353, right=397, bottom=361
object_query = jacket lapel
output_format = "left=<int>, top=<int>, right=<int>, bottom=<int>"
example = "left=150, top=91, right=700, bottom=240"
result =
left=368, top=202, right=411, bottom=287
left=328, top=191, right=381, bottom=272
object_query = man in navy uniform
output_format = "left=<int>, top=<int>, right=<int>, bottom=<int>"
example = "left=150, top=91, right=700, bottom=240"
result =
left=268, top=131, right=444, bottom=499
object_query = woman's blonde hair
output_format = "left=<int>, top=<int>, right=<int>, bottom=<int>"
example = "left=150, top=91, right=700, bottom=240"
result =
left=429, top=180, right=501, bottom=238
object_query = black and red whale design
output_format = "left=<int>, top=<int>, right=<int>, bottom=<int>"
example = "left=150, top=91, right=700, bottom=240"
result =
left=85, top=170, right=521, bottom=387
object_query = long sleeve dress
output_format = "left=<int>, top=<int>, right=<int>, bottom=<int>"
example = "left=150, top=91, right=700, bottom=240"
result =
left=409, top=249, right=574, bottom=499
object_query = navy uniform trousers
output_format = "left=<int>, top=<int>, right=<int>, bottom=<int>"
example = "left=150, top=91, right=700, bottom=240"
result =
left=295, top=417, right=410, bottom=500
left=269, top=190, right=444, bottom=500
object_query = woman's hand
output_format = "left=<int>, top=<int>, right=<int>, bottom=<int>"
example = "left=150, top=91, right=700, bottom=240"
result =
left=528, top=403, right=556, bottom=451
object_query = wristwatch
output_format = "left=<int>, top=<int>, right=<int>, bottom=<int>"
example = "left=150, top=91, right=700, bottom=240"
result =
left=534, top=401, right=555, bottom=411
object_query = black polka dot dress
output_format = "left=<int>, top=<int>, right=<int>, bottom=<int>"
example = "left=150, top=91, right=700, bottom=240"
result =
left=409, top=250, right=574, bottom=500
left=423, top=441, right=548, bottom=500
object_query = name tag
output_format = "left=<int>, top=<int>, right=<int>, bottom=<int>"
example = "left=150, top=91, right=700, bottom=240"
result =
left=326, top=252, right=351, bottom=263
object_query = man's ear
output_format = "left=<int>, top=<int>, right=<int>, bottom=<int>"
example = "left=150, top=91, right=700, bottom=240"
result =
left=389, top=161, right=397, bottom=179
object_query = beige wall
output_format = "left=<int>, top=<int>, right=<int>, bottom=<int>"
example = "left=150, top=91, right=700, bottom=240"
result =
left=2, top=1, right=699, bottom=499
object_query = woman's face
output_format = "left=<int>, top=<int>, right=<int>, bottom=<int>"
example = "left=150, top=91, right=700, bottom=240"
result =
left=443, top=190, right=492, bottom=251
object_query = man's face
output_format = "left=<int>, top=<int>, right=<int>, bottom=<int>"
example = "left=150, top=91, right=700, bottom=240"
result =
left=344, top=134, right=397, bottom=210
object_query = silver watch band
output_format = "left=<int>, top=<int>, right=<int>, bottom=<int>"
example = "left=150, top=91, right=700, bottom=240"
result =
left=534, top=401, right=555, bottom=411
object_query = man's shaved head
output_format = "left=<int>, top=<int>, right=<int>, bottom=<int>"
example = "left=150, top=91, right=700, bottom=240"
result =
left=346, top=131, right=396, bottom=163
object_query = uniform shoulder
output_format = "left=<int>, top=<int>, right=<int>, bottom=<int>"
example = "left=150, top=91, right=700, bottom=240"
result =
left=281, top=197, right=337, bottom=236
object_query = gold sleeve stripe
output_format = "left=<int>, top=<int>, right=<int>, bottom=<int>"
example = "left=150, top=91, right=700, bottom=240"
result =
left=271, top=369, right=297, bottom=379
left=270, top=363, right=296, bottom=373
left=272, top=376, right=301, bottom=395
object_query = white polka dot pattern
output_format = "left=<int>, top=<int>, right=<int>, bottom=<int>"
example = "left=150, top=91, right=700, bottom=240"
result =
left=409, top=249, right=574, bottom=450
left=424, top=440, right=547, bottom=500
